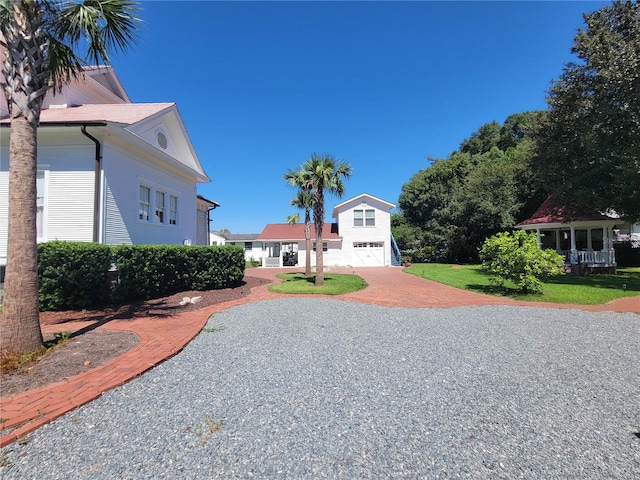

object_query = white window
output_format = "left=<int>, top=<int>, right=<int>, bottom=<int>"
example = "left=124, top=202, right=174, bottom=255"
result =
left=369, top=242, right=383, bottom=248
left=354, top=209, right=375, bottom=227
left=313, top=242, right=328, bottom=252
left=354, top=242, right=367, bottom=248
left=155, top=191, right=166, bottom=223
left=169, top=195, right=178, bottom=225
left=139, top=185, right=151, bottom=221
left=244, top=242, right=253, bottom=251
left=138, top=182, right=178, bottom=226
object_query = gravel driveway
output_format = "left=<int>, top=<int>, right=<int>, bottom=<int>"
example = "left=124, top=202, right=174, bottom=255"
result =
left=1, top=299, right=639, bottom=479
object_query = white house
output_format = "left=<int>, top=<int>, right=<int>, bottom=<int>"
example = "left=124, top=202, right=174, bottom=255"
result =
left=0, top=66, right=216, bottom=267
left=257, top=193, right=402, bottom=268
left=212, top=232, right=264, bottom=262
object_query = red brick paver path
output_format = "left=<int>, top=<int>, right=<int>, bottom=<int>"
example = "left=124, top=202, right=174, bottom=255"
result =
left=1, top=267, right=637, bottom=447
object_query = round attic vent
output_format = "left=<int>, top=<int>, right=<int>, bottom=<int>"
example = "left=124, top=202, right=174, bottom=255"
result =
left=157, top=131, right=168, bottom=149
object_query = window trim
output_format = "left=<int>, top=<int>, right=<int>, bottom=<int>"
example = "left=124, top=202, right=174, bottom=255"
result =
left=353, top=208, right=375, bottom=227
left=137, top=179, right=179, bottom=226
left=169, top=195, right=178, bottom=225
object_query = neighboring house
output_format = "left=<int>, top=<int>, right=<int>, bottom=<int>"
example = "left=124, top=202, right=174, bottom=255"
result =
left=0, top=66, right=216, bottom=267
left=215, top=232, right=264, bottom=262
left=196, top=195, right=220, bottom=246
left=515, top=194, right=621, bottom=271
left=257, top=193, right=402, bottom=268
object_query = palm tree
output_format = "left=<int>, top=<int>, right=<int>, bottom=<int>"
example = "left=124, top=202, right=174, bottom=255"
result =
left=0, top=0, right=140, bottom=354
left=284, top=189, right=314, bottom=275
left=284, top=167, right=314, bottom=276
left=302, top=153, right=352, bottom=286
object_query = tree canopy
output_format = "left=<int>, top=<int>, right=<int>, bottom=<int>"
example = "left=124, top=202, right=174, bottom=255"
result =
left=537, top=0, right=640, bottom=220
left=398, top=111, right=547, bottom=262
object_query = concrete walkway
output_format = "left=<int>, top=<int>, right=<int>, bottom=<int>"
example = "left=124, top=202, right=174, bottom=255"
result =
left=1, top=267, right=637, bottom=447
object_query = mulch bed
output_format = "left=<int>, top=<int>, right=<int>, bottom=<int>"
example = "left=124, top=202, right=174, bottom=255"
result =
left=1, top=275, right=271, bottom=398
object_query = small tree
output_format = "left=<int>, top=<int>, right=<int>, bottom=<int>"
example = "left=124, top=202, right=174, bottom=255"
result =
left=480, top=230, right=564, bottom=294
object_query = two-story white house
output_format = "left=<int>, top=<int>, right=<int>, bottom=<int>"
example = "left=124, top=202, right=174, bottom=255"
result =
left=0, top=66, right=215, bottom=269
left=257, top=193, right=402, bottom=268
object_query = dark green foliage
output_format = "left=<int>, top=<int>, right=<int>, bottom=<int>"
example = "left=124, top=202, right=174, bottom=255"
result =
left=38, top=241, right=112, bottom=311
left=398, top=111, right=548, bottom=263
left=614, top=242, right=640, bottom=267
left=538, top=1, right=640, bottom=221
left=37, top=242, right=245, bottom=309
left=407, top=246, right=436, bottom=264
left=111, top=245, right=245, bottom=303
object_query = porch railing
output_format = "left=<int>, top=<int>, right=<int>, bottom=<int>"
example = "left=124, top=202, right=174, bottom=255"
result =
left=560, top=250, right=616, bottom=265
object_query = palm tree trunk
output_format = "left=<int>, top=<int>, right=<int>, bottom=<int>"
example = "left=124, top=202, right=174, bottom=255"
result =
left=0, top=116, right=43, bottom=354
left=314, top=190, right=325, bottom=286
left=304, top=210, right=311, bottom=276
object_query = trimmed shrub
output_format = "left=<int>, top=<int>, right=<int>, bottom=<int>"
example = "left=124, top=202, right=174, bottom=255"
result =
left=38, top=241, right=113, bottom=311
left=112, top=244, right=245, bottom=303
left=480, top=230, right=565, bottom=294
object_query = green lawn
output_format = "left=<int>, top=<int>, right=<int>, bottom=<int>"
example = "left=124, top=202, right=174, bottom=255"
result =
left=404, top=263, right=640, bottom=305
left=268, top=273, right=368, bottom=295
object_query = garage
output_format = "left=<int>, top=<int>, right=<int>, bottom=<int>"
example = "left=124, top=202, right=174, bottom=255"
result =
left=352, top=242, right=385, bottom=266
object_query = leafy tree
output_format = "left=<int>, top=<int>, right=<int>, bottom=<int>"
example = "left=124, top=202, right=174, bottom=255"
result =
left=390, top=213, right=421, bottom=251
left=398, top=113, right=548, bottom=263
left=460, top=121, right=501, bottom=156
left=398, top=151, right=471, bottom=255
left=480, top=230, right=565, bottom=294
left=538, top=0, right=640, bottom=220
left=0, top=0, right=140, bottom=354
left=449, top=149, right=522, bottom=261
left=300, top=153, right=352, bottom=286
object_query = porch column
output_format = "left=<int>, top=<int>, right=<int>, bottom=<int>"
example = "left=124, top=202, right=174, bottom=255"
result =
left=555, top=229, right=561, bottom=252
left=607, top=226, right=616, bottom=265
left=587, top=229, right=593, bottom=250
left=570, top=226, right=577, bottom=264
left=536, top=228, right=541, bottom=248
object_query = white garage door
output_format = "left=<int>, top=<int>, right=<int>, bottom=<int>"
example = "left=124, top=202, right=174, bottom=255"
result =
left=353, top=242, right=385, bottom=266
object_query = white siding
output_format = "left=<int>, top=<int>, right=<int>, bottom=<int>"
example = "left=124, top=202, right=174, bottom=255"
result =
left=42, top=145, right=95, bottom=242
left=102, top=141, right=198, bottom=246
left=335, top=196, right=393, bottom=267
left=0, top=132, right=96, bottom=266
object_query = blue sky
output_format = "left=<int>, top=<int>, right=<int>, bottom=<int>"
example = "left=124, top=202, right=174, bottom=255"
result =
left=111, top=0, right=609, bottom=234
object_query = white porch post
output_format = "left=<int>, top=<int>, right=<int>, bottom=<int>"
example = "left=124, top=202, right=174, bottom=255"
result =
left=570, top=226, right=577, bottom=264
left=587, top=229, right=593, bottom=250
left=536, top=228, right=541, bottom=248
left=607, top=226, right=616, bottom=265
left=555, top=229, right=561, bottom=252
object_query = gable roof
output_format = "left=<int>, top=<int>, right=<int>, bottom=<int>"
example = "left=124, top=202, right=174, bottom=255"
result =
left=516, top=194, right=617, bottom=227
left=258, top=223, right=341, bottom=242
left=332, top=193, right=395, bottom=217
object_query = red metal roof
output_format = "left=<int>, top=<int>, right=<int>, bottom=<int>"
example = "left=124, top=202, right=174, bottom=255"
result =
left=516, top=194, right=615, bottom=226
left=258, top=223, right=340, bottom=241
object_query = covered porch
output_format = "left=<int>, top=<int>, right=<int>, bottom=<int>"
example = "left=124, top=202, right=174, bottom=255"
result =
left=516, top=195, right=619, bottom=274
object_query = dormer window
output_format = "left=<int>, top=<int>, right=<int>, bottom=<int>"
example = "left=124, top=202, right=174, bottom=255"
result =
left=157, top=130, right=168, bottom=149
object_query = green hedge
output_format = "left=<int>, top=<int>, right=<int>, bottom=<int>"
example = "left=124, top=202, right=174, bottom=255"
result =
left=111, top=244, right=245, bottom=302
left=37, top=242, right=245, bottom=310
left=38, top=241, right=113, bottom=311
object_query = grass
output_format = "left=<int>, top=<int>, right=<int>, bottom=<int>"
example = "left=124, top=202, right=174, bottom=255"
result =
left=405, top=263, right=640, bottom=305
left=268, top=272, right=368, bottom=295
